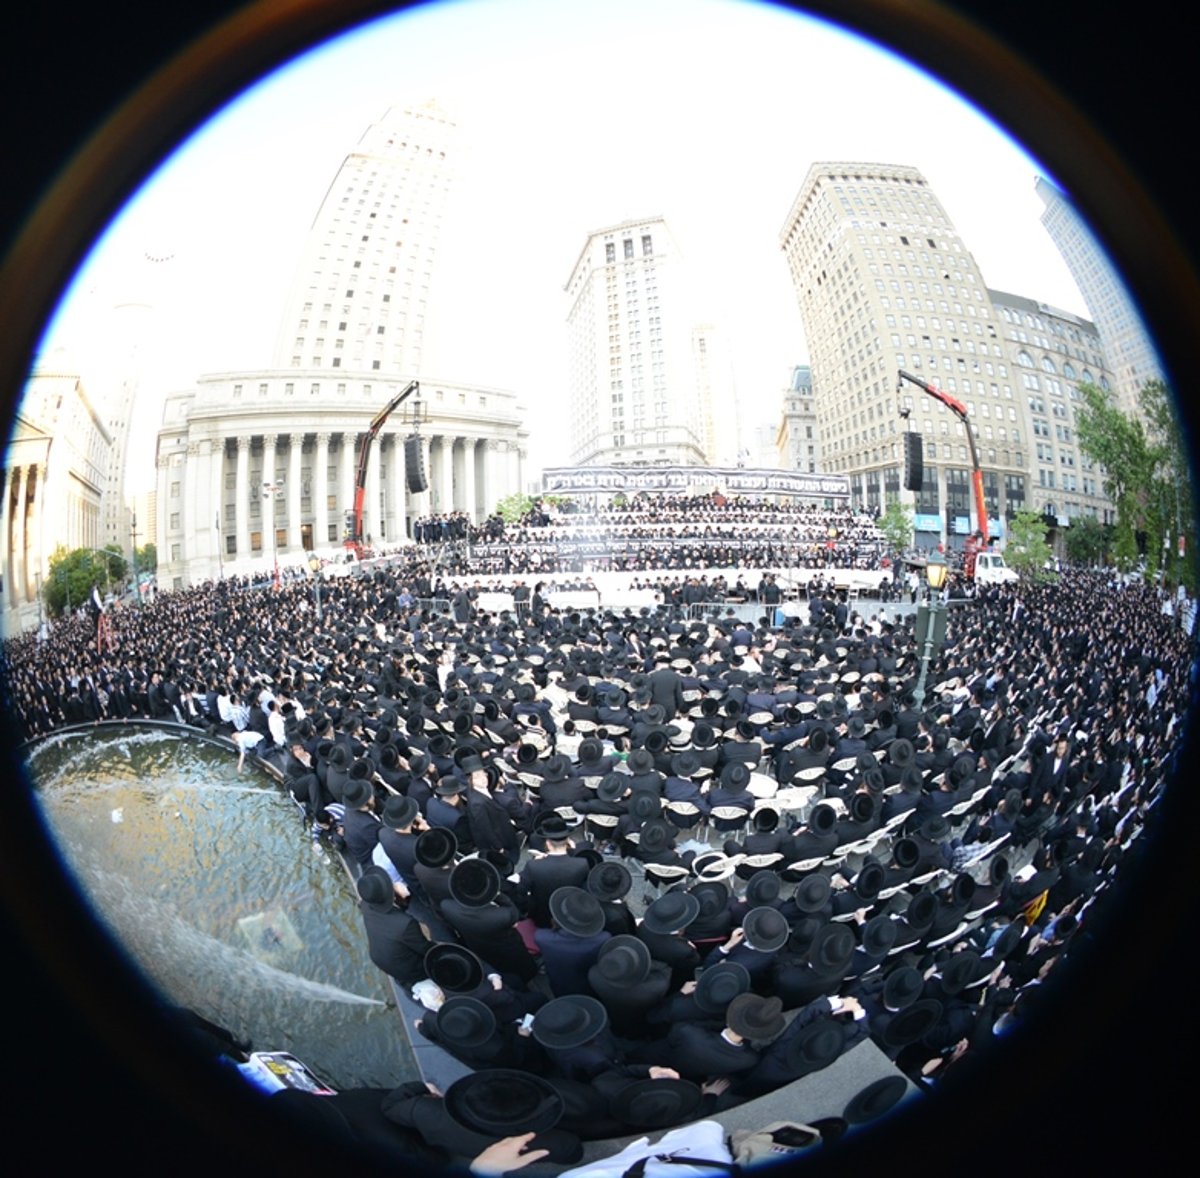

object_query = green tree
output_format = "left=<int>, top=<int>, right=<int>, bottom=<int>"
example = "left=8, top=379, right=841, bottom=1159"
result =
left=1075, top=382, right=1153, bottom=572
left=877, top=498, right=914, bottom=561
left=1064, top=514, right=1108, bottom=567
left=1138, top=379, right=1195, bottom=591
left=135, top=542, right=157, bottom=575
left=1004, top=510, right=1054, bottom=581
left=494, top=492, right=534, bottom=523
left=43, top=546, right=125, bottom=617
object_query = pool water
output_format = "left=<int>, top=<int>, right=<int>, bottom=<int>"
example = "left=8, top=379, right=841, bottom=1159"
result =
left=28, top=727, right=416, bottom=1089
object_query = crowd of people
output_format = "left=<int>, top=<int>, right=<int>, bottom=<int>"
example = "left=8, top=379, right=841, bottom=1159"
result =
left=400, top=496, right=887, bottom=577
left=3, top=538, right=1192, bottom=1169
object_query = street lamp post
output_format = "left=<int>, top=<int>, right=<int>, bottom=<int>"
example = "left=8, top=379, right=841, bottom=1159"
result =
left=911, top=552, right=948, bottom=713
left=263, top=479, right=285, bottom=589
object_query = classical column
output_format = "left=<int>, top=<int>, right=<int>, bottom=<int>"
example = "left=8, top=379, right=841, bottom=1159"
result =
left=487, top=438, right=507, bottom=507
left=461, top=438, right=477, bottom=523
left=155, top=453, right=170, bottom=577
left=510, top=444, right=523, bottom=501
left=235, top=436, right=251, bottom=560
left=183, top=442, right=202, bottom=583
left=26, top=464, right=45, bottom=605
left=262, top=434, right=278, bottom=559
left=339, top=433, right=357, bottom=544
left=210, top=439, right=226, bottom=573
left=365, top=434, right=382, bottom=546
left=12, top=466, right=28, bottom=606
left=314, top=432, right=330, bottom=552
left=287, top=433, right=303, bottom=552
left=388, top=433, right=407, bottom=542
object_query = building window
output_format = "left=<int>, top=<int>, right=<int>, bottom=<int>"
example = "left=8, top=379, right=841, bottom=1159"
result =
left=605, top=242, right=615, bottom=264
left=624, top=239, right=634, bottom=259
left=169, top=513, right=180, bottom=530
left=642, top=235, right=653, bottom=256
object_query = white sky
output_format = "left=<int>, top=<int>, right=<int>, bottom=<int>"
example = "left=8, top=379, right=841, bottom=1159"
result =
left=36, top=0, right=1089, bottom=492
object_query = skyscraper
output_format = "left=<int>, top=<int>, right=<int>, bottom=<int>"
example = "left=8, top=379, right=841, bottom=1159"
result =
left=778, top=162, right=1029, bottom=542
left=273, top=100, right=457, bottom=378
left=151, top=102, right=526, bottom=591
left=564, top=216, right=708, bottom=467
left=1035, top=176, right=1164, bottom=414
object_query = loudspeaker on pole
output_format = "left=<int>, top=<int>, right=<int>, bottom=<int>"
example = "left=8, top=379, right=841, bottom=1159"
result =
left=405, top=434, right=428, bottom=494
left=903, top=432, right=924, bottom=492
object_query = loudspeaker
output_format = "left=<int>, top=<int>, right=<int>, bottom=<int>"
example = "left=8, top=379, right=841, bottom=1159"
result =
left=404, top=434, right=428, bottom=493
left=903, top=432, right=924, bottom=491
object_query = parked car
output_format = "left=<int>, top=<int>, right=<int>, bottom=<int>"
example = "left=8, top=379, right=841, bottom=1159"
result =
left=973, top=551, right=1019, bottom=585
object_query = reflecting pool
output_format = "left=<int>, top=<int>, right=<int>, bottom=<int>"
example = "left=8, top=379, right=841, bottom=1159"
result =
left=29, top=726, right=416, bottom=1089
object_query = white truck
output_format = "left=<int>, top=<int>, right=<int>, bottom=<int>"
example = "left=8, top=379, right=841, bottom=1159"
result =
left=973, top=551, right=1019, bottom=585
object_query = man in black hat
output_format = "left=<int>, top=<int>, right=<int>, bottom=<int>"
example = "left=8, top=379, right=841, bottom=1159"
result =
left=381, top=1069, right=580, bottom=1167
left=534, top=888, right=612, bottom=998
left=440, top=858, right=538, bottom=984
left=518, top=816, right=589, bottom=928
left=644, top=992, right=784, bottom=1083
left=356, top=866, right=432, bottom=988
left=586, top=935, right=673, bottom=1038
left=637, top=891, right=702, bottom=991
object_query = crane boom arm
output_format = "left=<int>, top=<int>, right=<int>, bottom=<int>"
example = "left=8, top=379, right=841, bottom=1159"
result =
left=897, top=369, right=989, bottom=544
left=347, top=379, right=419, bottom=554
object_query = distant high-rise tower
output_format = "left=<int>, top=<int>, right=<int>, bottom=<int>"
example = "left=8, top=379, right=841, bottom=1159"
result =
left=564, top=216, right=707, bottom=467
left=273, top=100, right=457, bottom=378
left=778, top=163, right=1025, bottom=537
left=1035, top=176, right=1164, bottom=414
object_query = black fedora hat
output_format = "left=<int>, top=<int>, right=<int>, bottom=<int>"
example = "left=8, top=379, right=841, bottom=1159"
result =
left=809, top=803, right=838, bottom=834
left=843, top=1075, right=908, bottom=1126
left=742, top=906, right=789, bottom=953
left=342, top=777, right=373, bottom=810
left=638, top=818, right=675, bottom=853
left=891, top=837, right=919, bottom=872
left=532, top=995, right=608, bottom=1050
left=809, top=922, right=857, bottom=975
left=444, top=1069, right=564, bottom=1137
left=596, top=773, right=628, bottom=802
left=689, top=880, right=730, bottom=919
left=549, top=887, right=606, bottom=937
left=745, top=870, right=781, bottom=907
left=903, top=891, right=938, bottom=934
left=938, top=949, right=984, bottom=995
left=881, top=999, right=943, bottom=1049
left=609, top=1079, right=703, bottom=1130
left=425, top=943, right=484, bottom=994
left=854, top=860, right=886, bottom=902
left=627, top=748, right=656, bottom=775
left=882, top=965, right=924, bottom=1011
left=381, top=794, right=419, bottom=829
left=781, top=1016, right=846, bottom=1077
left=721, top=762, right=751, bottom=790
left=641, top=890, right=700, bottom=935
left=593, top=935, right=652, bottom=985
left=449, top=857, right=501, bottom=908
left=356, top=866, right=394, bottom=912
left=628, top=792, right=661, bottom=822
left=793, top=872, right=832, bottom=913
left=849, top=791, right=878, bottom=824
left=726, top=993, right=785, bottom=1041
left=415, top=827, right=457, bottom=869
left=435, top=996, right=496, bottom=1049
left=587, top=861, right=632, bottom=901
left=888, top=738, right=915, bottom=768
left=693, top=961, right=750, bottom=1015
left=861, top=914, right=898, bottom=958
